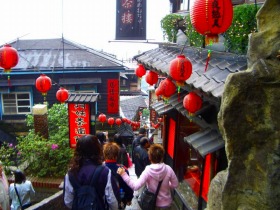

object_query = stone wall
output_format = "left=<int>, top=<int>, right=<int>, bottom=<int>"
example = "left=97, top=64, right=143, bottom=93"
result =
left=207, top=0, right=280, bottom=209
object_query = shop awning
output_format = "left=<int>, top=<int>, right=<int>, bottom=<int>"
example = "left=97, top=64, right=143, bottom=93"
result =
left=66, top=93, right=100, bottom=103
left=184, top=128, right=225, bottom=157
left=151, top=101, right=174, bottom=115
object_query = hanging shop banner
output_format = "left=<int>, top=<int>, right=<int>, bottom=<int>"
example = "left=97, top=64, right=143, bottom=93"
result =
left=107, top=79, right=119, bottom=114
left=68, top=103, right=90, bottom=148
left=116, top=0, right=146, bottom=40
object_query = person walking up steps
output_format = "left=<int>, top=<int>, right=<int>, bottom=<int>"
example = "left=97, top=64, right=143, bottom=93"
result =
left=117, top=144, right=179, bottom=210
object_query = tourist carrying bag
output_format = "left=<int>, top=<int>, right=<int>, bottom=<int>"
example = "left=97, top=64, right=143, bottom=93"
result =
left=14, top=184, right=32, bottom=210
left=138, top=180, right=163, bottom=210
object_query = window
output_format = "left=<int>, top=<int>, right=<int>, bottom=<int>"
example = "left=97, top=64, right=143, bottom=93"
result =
left=2, top=92, right=31, bottom=114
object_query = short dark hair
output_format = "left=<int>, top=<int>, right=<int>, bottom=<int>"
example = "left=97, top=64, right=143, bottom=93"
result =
left=14, top=170, right=26, bottom=184
left=113, top=134, right=122, bottom=146
left=139, top=127, right=146, bottom=134
left=96, top=132, right=106, bottom=144
left=140, top=137, right=149, bottom=146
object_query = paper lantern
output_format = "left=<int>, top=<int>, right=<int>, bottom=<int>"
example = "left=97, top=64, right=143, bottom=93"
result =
left=183, top=92, right=203, bottom=114
left=35, top=74, right=52, bottom=98
left=56, top=87, right=69, bottom=103
left=122, top=117, right=127, bottom=123
left=135, top=64, right=146, bottom=78
left=145, top=71, right=158, bottom=86
left=98, top=113, right=107, bottom=125
left=115, top=118, right=122, bottom=127
left=0, top=44, right=19, bottom=72
left=190, top=0, right=233, bottom=45
left=160, top=78, right=177, bottom=100
left=126, top=119, right=131, bottom=125
left=169, top=55, right=192, bottom=87
left=107, top=117, right=115, bottom=127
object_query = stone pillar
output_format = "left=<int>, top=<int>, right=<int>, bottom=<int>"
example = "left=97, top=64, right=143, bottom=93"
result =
left=33, top=104, right=49, bottom=139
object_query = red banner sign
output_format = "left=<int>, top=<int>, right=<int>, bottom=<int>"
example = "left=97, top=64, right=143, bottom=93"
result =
left=107, top=79, right=119, bottom=114
left=68, top=103, right=90, bottom=148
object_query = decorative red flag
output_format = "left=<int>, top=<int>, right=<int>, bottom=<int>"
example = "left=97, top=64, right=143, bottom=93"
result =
left=68, top=103, right=90, bottom=148
left=107, top=79, right=119, bottom=114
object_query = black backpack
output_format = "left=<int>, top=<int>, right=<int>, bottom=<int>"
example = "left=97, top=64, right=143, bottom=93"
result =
left=68, top=165, right=105, bottom=210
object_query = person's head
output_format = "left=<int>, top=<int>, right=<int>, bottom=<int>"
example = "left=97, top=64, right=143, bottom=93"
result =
left=138, top=127, right=146, bottom=136
left=13, top=169, right=26, bottom=184
left=103, top=142, right=120, bottom=161
left=148, top=144, right=165, bottom=164
left=140, top=137, right=150, bottom=148
left=113, top=133, right=122, bottom=146
left=96, top=132, right=106, bottom=144
left=70, top=134, right=103, bottom=172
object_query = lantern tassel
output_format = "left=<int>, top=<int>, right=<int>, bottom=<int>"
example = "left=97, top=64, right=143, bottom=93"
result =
left=204, top=49, right=212, bottom=72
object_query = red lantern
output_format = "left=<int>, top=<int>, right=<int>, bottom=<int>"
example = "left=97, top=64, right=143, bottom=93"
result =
left=145, top=71, right=158, bottom=86
left=135, top=64, right=146, bottom=78
left=126, top=119, right=131, bottom=125
left=155, top=86, right=163, bottom=97
left=158, top=118, right=163, bottom=123
left=35, top=74, right=52, bottom=100
left=183, top=92, right=203, bottom=114
left=98, top=113, right=107, bottom=125
left=56, top=87, right=69, bottom=103
left=115, top=118, right=122, bottom=127
left=122, top=117, right=127, bottom=123
left=107, top=117, right=115, bottom=127
left=169, top=55, right=192, bottom=87
left=190, top=0, right=233, bottom=45
left=159, top=78, right=177, bottom=100
left=0, top=44, right=19, bottom=72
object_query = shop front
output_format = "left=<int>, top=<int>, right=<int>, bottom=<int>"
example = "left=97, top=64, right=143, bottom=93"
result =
left=135, top=45, right=247, bottom=209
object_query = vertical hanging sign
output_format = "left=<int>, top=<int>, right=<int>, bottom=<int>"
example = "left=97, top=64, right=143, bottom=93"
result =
left=107, top=79, right=119, bottom=114
left=116, top=0, right=146, bottom=40
left=68, top=103, right=90, bottom=148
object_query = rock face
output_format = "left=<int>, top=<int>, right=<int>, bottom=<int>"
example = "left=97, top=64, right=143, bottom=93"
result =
left=208, top=0, right=280, bottom=209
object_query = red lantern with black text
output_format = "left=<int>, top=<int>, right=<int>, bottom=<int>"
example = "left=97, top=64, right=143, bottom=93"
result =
left=190, top=0, right=233, bottom=45
left=169, top=55, right=192, bottom=87
left=108, top=117, right=115, bottom=127
left=183, top=92, right=203, bottom=114
left=115, top=118, right=122, bottom=127
left=35, top=74, right=52, bottom=100
left=135, top=64, right=146, bottom=78
left=98, top=113, right=107, bottom=125
left=56, top=87, right=69, bottom=103
left=0, top=44, right=19, bottom=72
left=145, top=71, right=158, bottom=86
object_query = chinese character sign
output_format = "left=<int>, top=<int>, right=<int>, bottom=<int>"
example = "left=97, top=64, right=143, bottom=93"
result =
left=107, top=79, right=119, bottom=114
left=116, top=0, right=146, bottom=40
left=68, top=103, right=90, bottom=148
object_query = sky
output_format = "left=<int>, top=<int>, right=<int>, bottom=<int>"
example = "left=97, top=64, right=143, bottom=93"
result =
left=0, top=0, right=171, bottom=60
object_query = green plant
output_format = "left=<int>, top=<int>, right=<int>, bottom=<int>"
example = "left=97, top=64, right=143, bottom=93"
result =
left=223, top=4, right=260, bottom=54
left=183, top=15, right=204, bottom=47
left=0, top=103, right=73, bottom=178
left=161, top=14, right=184, bottom=42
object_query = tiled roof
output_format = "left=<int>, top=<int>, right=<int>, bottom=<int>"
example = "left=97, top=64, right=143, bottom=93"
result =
left=7, top=38, right=126, bottom=71
left=134, top=46, right=247, bottom=98
left=66, top=93, right=100, bottom=103
left=120, top=95, right=148, bottom=120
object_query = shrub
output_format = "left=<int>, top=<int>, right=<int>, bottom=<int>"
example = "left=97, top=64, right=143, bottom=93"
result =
left=0, top=103, right=73, bottom=178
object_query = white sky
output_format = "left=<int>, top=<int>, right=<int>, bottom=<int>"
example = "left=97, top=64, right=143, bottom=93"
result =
left=0, top=0, right=171, bottom=60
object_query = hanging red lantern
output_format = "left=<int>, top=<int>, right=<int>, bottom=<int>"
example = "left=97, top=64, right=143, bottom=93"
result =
left=98, top=113, right=107, bottom=125
left=135, top=64, right=146, bottom=78
left=183, top=92, right=203, bottom=114
left=126, top=119, right=131, bottom=125
left=115, top=118, right=122, bottom=127
left=107, top=117, right=115, bottom=127
left=145, top=71, right=158, bottom=86
left=157, top=118, right=163, bottom=123
left=169, top=55, right=192, bottom=88
left=122, top=117, right=127, bottom=123
left=56, top=87, right=69, bottom=103
left=190, top=0, right=233, bottom=45
left=35, top=74, right=52, bottom=101
left=155, top=86, right=163, bottom=97
left=0, top=44, right=19, bottom=72
left=160, top=78, right=177, bottom=100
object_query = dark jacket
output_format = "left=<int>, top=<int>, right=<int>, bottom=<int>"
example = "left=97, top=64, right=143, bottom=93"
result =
left=133, top=145, right=150, bottom=177
left=64, top=160, right=119, bottom=209
left=105, top=161, right=134, bottom=208
left=117, top=146, right=129, bottom=168
left=131, top=134, right=145, bottom=162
